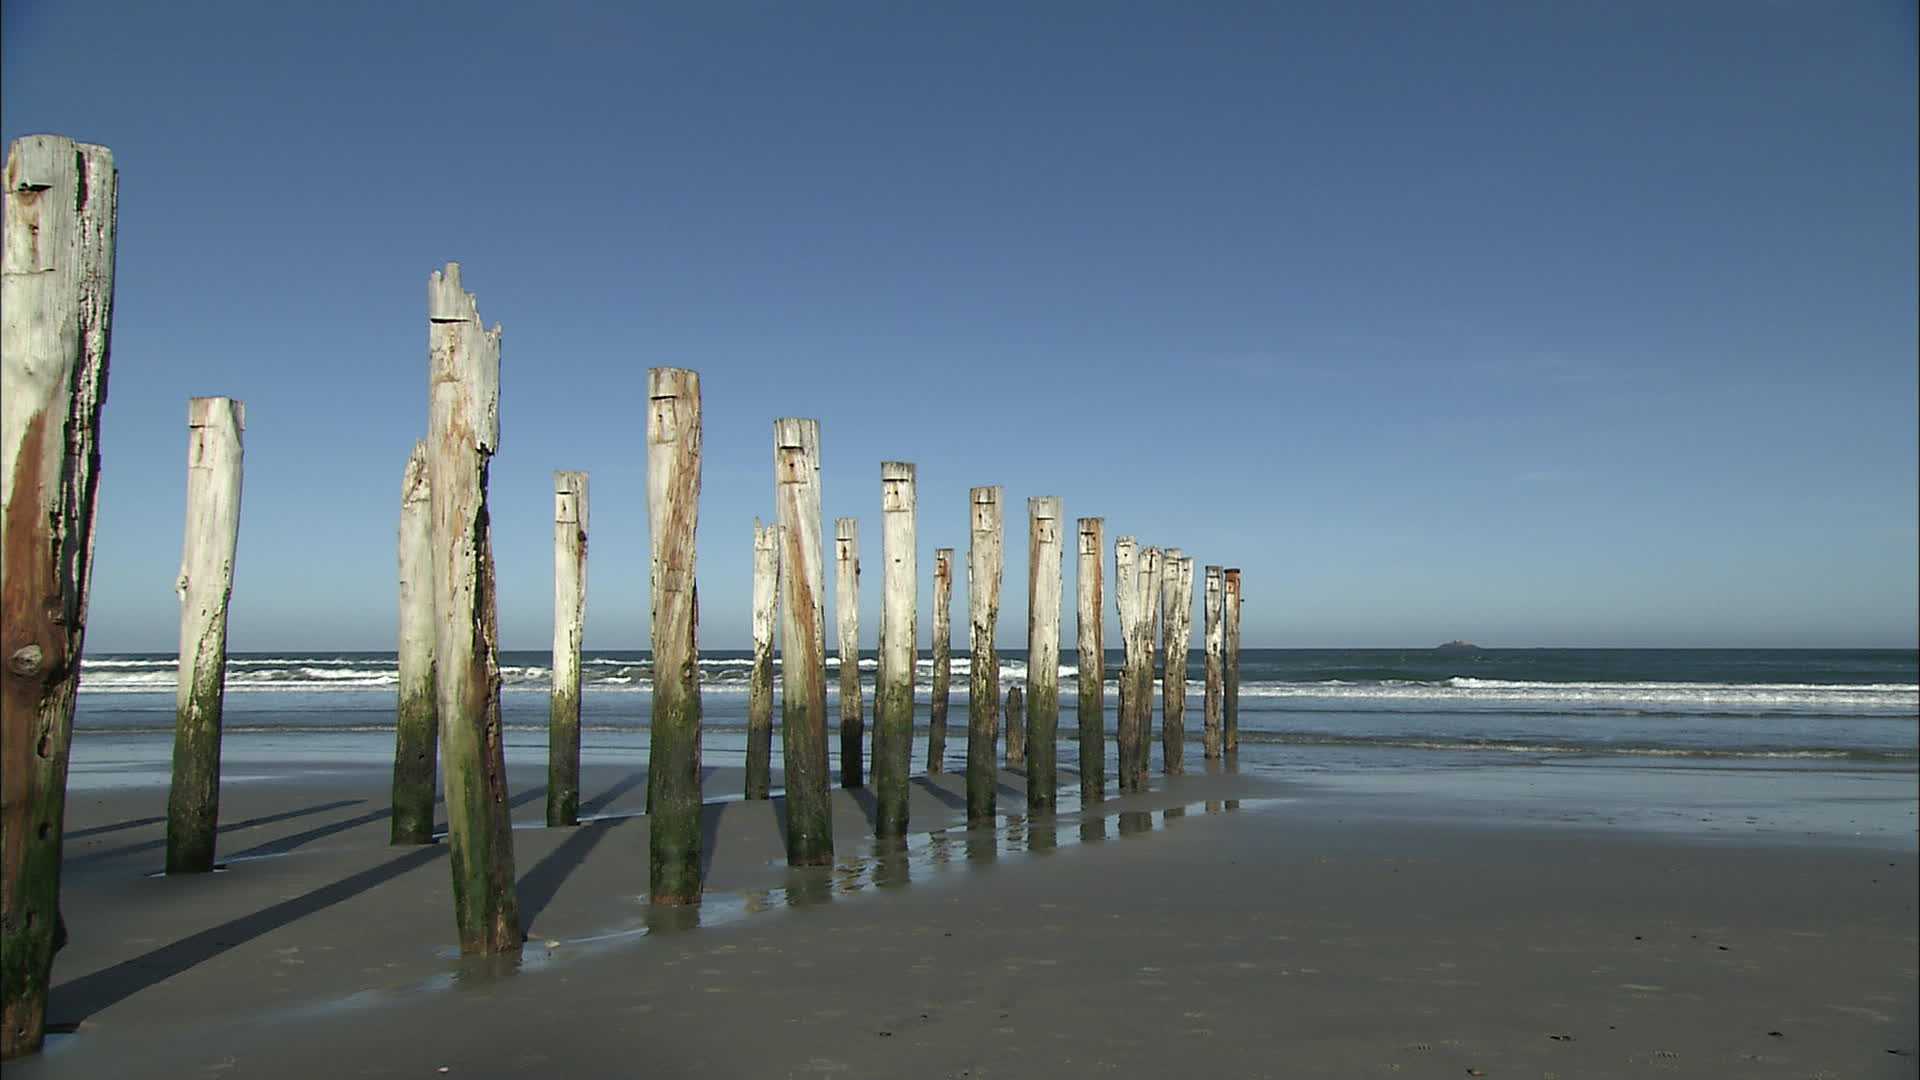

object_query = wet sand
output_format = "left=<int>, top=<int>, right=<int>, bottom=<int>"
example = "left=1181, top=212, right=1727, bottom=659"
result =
left=14, top=759, right=1917, bottom=1078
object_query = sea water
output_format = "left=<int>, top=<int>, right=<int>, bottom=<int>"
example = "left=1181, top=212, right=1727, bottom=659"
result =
left=67, top=648, right=1918, bottom=845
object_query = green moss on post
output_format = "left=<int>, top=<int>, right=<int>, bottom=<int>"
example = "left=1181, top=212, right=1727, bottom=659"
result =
left=548, top=471, right=588, bottom=828
left=774, top=419, right=833, bottom=865
left=392, top=442, right=437, bottom=845
left=927, top=548, right=953, bottom=772
left=874, top=463, right=916, bottom=836
left=1025, top=496, right=1062, bottom=813
left=647, top=371, right=703, bottom=903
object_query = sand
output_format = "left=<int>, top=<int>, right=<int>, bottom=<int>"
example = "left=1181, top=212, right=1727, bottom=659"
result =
left=11, top=758, right=1916, bottom=1078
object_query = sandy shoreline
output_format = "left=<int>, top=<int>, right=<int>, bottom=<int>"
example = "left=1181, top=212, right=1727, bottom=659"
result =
left=13, top=759, right=1917, bottom=1078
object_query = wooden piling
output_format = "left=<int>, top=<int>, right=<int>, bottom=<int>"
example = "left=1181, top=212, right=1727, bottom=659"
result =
left=774, top=419, right=832, bottom=864
left=834, top=518, right=863, bottom=787
left=1005, top=686, right=1025, bottom=769
left=548, top=471, right=588, bottom=827
left=1224, top=568, right=1242, bottom=753
left=1136, top=547, right=1164, bottom=788
left=1112, top=537, right=1142, bottom=792
left=166, top=397, right=245, bottom=873
left=746, top=519, right=780, bottom=799
left=1, top=135, right=117, bottom=1060
left=966, top=486, right=1004, bottom=824
left=875, top=463, right=916, bottom=835
left=1159, top=552, right=1192, bottom=776
left=1026, top=496, right=1063, bottom=812
left=392, top=442, right=438, bottom=844
left=647, top=369, right=703, bottom=904
left=425, top=263, right=519, bottom=954
left=1202, top=565, right=1224, bottom=760
left=1075, top=518, right=1104, bottom=801
left=928, top=548, right=953, bottom=772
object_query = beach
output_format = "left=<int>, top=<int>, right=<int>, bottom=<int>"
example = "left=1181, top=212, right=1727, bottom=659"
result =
left=14, top=720, right=1918, bottom=1078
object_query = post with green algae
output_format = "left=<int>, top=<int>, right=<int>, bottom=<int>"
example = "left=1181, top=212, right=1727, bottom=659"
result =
left=1136, top=547, right=1164, bottom=788
left=927, top=547, right=954, bottom=772
left=548, top=471, right=588, bottom=827
left=1, top=134, right=117, bottom=1060
left=647, top=369, right=703, bottom=903
left=774, top=419, right=833, bottom=864
left=392, top=442, right=438, bottom=844
left=1005, top=685, right=1026, bottom=768
left=1112, top=537, right=1143, bottom=791
left=874, top=462, right=917, bottom=835
left=1202, top=565, right=1224, bottom=760
left=745, top=518, right=780, bottom=799
left=425, top=262, right=520, bottom=954
left=1025, top=495, right=1063, bottom=812
left=1160, top=551, right=1193, bottom=776
left=1223, top=568, right=1242, bottom=753
left=834, top=517, right=863, bottom=787
left=166, top=396, right=245, bottom=874
left=966, top=486, right=1004, bottom=824
left=1075, top=518, right=1105, bottom=800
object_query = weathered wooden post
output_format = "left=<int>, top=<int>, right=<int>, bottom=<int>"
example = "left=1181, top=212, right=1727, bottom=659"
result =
left=166, top=398, right=245, bottom=873
left=1005, top=685, right=1026, bottom=768
left=1075, top=518, right=1104, bottom=801
left=1224, top=567, right=1242, bottom=753
left=1159, top=552, right=1193, bottom=776
left=1136, top=546, right=1163, bottom=788
left=425, top=262, right=519, bottom=954
left=1026, top=496, right=1063, bottom=812
left=966, top=486, right=1003, bottom=823
left=1, top=134, right=116, bottom=1060
left=392, top=442, right=438, bottom=845
left=774, top=419, right=832, bottom=864
left=834, top=518, right=863, bottom=787
left=1202, top=565, right=1224, bottom=760
left=928, top=547, right=953, bottom=772
left=1112, top=537, right=1142, bottom=792
left=746, top=519, right=780, bottom=799
left=547, top=471, right=588, bottom=827
left=875, top=463, right=916, bottom=835
left=647, top=369, right=703, bottom=903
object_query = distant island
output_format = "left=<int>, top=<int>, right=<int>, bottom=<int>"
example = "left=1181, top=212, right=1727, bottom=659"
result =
left=1433, top=640, right=1483, bottom=653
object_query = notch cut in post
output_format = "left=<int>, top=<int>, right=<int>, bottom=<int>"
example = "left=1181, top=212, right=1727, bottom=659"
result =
left=167, top=396, right=245, bottom=874
left=548, top=471, right=588, bottom=827
left=1, top=134, right=117, bottom=1061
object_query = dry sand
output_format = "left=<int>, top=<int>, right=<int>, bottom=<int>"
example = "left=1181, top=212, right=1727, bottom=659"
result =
left=11, top=759, right=1916, bottom=1078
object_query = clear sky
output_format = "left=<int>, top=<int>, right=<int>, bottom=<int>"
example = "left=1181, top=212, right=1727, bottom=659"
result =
left=4, top=2, right=1915, bottom=651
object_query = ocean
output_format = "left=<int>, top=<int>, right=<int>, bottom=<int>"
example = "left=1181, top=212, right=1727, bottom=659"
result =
left=70, top=648, right=1918, bottom=844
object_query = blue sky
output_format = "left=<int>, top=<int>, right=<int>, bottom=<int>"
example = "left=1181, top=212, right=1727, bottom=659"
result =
left=4, top=1, right=1914, bottom=650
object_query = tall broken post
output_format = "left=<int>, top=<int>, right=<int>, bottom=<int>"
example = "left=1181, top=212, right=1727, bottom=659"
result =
left=548, top=471, right=588, bottom=827
left=834, top=518, right=862, bottom=787
left=1137, top=546, right=1164, bottom=788
left=1, top=135, right=117, bottom=1061
left=166, top=397, right=245, bottom=873
left=928, top=548, right=953, bottom=772
left=647, top=369, right=703, bottom=903
left=966, top=486, right=1004, bottom=824
left=875, top=464, right=916, bottom=834
left=392, top=442, right=437, bottom=844
left=1026, top=496, right=1063, bottom=812
left=1075, top=518, right=1105, bottom=801
left=1112, top=537, right=1143, bottom=792
left=1224, top=568, right=1242, bottom=754
left=1160, top=551, right=1193, bottom=776
left=1202, top=565, right=1224, bottom=761
left=774, top=419, right=832, bottom=864
left=425, top=262, right=519, bottom=955
left=746, top=519, right=780, bottom=799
